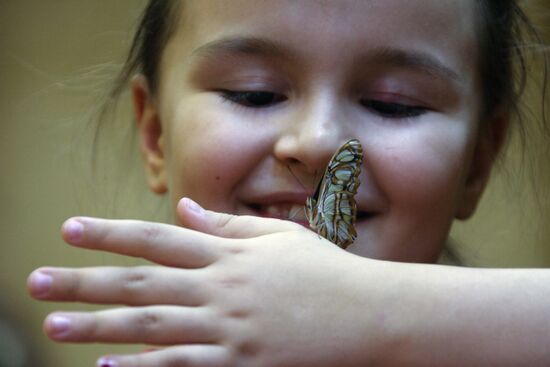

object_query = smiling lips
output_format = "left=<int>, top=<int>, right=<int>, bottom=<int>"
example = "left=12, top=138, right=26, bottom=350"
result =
left=245, top=197, right=375, bottom=227
left=249, top=202, right=308, bottom=222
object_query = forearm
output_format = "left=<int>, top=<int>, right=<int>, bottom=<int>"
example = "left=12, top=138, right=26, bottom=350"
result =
left=29, top=210, right=550, bottom=367
left=366, top=262, right=550, bottom=366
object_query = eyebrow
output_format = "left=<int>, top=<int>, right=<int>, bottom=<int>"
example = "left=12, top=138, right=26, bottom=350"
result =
left=367, top=47, right=463, bottom=84
left=191, top=36, right=293, bottom=61
left=190, top=36, right=463, bottom=84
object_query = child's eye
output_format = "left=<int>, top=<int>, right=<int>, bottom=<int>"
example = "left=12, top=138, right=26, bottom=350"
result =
left=220, top=90, right=287, bottom=108
left=361, top=99, right=427, bottom=118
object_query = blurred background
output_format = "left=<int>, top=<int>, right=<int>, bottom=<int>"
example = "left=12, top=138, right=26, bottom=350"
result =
left=0, top=1, right=549, bottom=366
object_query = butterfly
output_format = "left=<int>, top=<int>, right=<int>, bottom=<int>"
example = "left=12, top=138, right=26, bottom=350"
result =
left=305, top=139, right=363, bottom=249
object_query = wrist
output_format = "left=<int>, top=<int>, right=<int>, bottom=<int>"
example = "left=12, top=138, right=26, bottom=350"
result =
left=342, top=258, right=452, bottom=366
left=335, top=255, right=407, bottom=366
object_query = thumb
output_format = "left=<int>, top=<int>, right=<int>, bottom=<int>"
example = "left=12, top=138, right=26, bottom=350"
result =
left=176, top=197, right=303, bottom=239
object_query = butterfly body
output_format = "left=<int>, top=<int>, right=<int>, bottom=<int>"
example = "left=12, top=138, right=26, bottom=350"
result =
left=305, top=139, right=363, bottom=249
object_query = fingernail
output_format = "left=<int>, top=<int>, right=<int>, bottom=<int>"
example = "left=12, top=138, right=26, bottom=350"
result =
left=49, top=315, right=71, bottom=338
left=185, top=198, right=205, bottom=215
left=63, top=218, right=84, bottom=243
left=30, top=270, right=52, bottom=297
left=97, top=357, right=118, bottom=367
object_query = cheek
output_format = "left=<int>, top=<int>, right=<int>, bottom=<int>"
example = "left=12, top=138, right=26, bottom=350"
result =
left=381, top=144, right=467, bottom=208
left=375, top=123, right=471, bottom=203
left=368, top=123, right=474, bottom=232
left=164, top=102, right=270, bottom=211
left=357, top=124, right=474, bottom=261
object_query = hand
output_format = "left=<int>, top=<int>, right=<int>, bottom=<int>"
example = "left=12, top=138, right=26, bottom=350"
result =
left=28, top=198, right=383, bottom=367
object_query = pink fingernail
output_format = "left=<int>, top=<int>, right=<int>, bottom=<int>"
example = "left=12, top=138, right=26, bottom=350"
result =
left=30, top=270, right=52, bottom=297
left=185, top=198, right=205, bottom=215
left=63, top=218, right=84, bottom=243
left=97, top=357, right=118, bottom=367
left=49, top=315, right=71, bottom=338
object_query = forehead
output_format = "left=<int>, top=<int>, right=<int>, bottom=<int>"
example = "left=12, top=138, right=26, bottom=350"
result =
left=164, top=0, right=478, bottom=84
left=183, top=0, right=476, bottom=34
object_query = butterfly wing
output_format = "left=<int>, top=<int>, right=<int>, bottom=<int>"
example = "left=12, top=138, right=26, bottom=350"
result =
left=306, top=139, right=363, bottom=248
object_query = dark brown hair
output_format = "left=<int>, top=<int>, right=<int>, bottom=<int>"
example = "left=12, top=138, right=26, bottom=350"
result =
left=110, top=0, right=181, bottom=98
left=109, top=0, right=547, bottom=132
left=476, top=1, right=548, bottom=138
left=98, top=0, right=548, bottom=187
left=87, top=1, right=547, bottom=262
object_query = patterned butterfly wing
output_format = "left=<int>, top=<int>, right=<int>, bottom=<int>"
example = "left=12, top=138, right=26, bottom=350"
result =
left=305, top=139, right=363, bottom=248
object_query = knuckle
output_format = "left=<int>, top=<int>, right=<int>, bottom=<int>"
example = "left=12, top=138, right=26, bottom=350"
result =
left=133, top=309, right=162, bottom=333
left=120, top=267, right=150, bottom=298
left=236, top=339, right=261, bottom=358
left=215, top=214, right=239, bottom=234
left=64, top=271, right=83, bottom=301
left=140, top=222, right=163, bottom=242
left=223, top=241, right=246, bottom=255
left=92, top=221, right=110, bottom=244
left=86, top=314, right=101, bottom=339
left=210, top=269, right=248, bottom=291
left=225, top=305, right=252, bottom=320
left=216, top=213, right=234, bottom=228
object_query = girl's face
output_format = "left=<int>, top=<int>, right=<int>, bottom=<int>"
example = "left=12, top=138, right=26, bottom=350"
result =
left=135, top=0, right=502, bottom=262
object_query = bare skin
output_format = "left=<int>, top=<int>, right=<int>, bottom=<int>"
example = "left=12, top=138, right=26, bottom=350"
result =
left=28, top=199, right=550, bottom=366
left=27, top=0, right=550, bottom=366
left=138, top=0, right=497, bottom=262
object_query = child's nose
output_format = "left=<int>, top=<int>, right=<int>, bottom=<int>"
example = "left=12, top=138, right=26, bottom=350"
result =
left=273, top=96, right=352, bottom=174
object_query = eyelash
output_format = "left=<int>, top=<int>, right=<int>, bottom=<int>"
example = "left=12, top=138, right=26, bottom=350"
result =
left=219, top=90, right=427, bottom=118
left=220, top=90, right=287, bottom=108
left=360, top=99, right=427, bottom=118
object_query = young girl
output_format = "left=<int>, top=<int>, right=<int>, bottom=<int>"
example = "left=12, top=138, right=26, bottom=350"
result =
left=27, top=0, right=549, bottom=366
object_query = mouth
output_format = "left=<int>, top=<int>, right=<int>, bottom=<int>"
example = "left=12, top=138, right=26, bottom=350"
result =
left=245, top=202, right=376, bottom=227
left=356, top=210, right=377, bottom=221
left=247, top=202, right=310, bottom=226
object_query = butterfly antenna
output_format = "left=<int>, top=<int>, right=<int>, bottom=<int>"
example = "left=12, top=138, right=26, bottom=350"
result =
left=286, top=164, right=313, bottom=222
left=288, top=206, right=301, bottom=221
left=286, top=164, right=308, bottom=192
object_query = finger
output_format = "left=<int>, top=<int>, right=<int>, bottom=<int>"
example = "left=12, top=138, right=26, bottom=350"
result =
left=97, top=345, right=231, bottom=367
left=44, top=306, right=221, bottom=345
left=61, top=217, right=221, bottom=268
left=28, top=266, right=208, bottom=306
left=177, top=197, right=302, bottom=239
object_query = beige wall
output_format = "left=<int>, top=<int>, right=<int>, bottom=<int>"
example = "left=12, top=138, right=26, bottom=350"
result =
left=1, top=1, right=548, bottom=366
